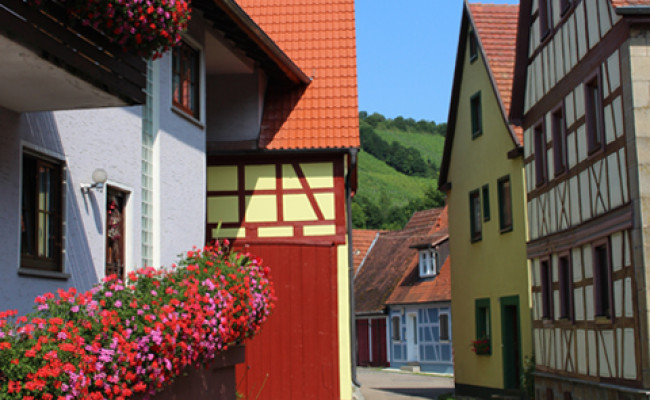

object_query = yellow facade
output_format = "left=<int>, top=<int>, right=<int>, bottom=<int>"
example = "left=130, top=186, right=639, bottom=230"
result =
left=207, top=162, right=338, bottom=239
left=445, top=22, right=532, bottom=392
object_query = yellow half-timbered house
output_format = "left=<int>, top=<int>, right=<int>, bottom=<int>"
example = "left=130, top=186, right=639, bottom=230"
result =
left=439, top=2, right=532, bottom=398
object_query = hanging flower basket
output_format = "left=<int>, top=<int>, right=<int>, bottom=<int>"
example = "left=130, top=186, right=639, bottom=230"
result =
left=0, top=243, right=275, bottom=399
left=471, top=336, right=490, bottom=355
left=29, top=0, right=191, bottom=59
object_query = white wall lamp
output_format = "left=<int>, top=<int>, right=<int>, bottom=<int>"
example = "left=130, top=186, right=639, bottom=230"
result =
left=81, top=168, right=108, bottom=194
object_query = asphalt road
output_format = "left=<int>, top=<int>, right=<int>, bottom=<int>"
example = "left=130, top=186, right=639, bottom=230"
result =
left=356, top=368, right=455, bottom=400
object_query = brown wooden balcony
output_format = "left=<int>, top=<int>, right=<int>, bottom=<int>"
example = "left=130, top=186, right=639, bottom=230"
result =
left=0, top=0, right=146, bottom=112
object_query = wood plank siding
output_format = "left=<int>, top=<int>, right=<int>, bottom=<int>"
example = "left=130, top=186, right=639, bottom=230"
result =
left=0, top=0, right=146, bottom=104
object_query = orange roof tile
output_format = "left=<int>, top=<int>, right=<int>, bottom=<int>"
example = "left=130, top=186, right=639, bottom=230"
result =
left=236, top=0, right=360, bottom=150
left=469, top=2, right=522, bottom=144
left=386, top=256, right=451, bottom=305
left=611, top=0, right=650, bottom=7
left=352, top=229, right=382, bottom=275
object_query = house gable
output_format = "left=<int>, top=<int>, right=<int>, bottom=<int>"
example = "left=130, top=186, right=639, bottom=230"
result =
left=439, top=2, right=521, bottom=190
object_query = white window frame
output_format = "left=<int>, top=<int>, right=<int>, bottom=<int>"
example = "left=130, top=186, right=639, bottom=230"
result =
left=419, top=249, right=437, bottom=278
left=391, top=315, right=401, bottom=342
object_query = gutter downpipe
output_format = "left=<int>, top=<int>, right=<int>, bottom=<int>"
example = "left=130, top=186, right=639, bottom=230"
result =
left=346, top=148, right=361, bottom=388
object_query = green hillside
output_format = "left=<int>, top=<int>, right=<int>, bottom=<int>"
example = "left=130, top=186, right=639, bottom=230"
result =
left=353, top=112, right=446, bottom=230
left=357, top=151, right=433, bottom=206
left=374, top=128, right=445, bottom=166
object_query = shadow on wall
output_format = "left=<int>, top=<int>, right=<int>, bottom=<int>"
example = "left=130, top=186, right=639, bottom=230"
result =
left=1, top=111, right=100, bottom=315
left=67, top=178, right=101, bottom=293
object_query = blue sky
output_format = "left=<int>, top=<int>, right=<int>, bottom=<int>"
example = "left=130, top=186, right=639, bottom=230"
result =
left=355, top=0, right=518, bottom=124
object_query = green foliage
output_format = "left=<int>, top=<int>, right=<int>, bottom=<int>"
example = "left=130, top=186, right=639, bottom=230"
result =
left=521, top=355, right=536, bottom=400
left=354, top=111, right=447, bottom=230
left=437, top=392, right=456, bottom=400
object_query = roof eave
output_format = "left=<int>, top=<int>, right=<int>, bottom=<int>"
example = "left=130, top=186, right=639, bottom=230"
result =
left=616, top=6, right=650, bottom=15
left=215, top=0, right=311, bottom=85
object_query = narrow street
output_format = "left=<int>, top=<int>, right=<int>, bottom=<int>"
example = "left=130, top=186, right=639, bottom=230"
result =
left=357, top=368, right=454, bottom=400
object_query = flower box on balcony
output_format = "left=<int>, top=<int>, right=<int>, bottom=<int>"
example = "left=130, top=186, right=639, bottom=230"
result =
left=0, top=244, right=274, bottom=399
left=472, top=337, right=491, bottom=355
left=29, top=0, right=191, bottom=59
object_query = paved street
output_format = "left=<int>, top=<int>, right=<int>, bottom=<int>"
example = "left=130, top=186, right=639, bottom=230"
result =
left=356, top=368, right=454, bottom=400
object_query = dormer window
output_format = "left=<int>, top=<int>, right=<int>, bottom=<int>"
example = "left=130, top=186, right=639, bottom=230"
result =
left=419, top=249, right=438, bottom=278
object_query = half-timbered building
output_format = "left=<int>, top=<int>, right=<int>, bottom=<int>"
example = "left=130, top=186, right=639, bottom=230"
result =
left=208, top=1, right=360, bottom=398
left=1, top=2, right=359, bottom=398
left=510, top=1, right=650, bottom=398
left=440, top=2, right=533, bottom=397
left=354, top=208, right=453, bottom=374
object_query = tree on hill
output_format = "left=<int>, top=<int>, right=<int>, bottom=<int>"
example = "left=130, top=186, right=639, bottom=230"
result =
left=359, top=111, right=447, bottom=136
left=354, top=111, right=447, bottom=230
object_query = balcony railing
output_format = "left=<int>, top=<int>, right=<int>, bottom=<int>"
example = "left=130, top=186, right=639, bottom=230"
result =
left=0, top=0, right=146, bottom=109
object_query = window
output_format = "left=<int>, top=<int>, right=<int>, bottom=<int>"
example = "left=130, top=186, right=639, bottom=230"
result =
left=593, top=242, right=612, bottom=318
left=585, top=74, right=604, bottom=154
left=172, top=41, right=200, bottom=119
left=552, top=106, right=566, bottom=176
left=558, top=255, right=573, bottom=320
left=482, top=184, right=490, bottom=221
left=475, top=298, right=491, bottom=353
left=391, top=316, right=401, bottom=341
left=469, top=189, right=482, bottom=242
left=470, top=92, right=482, bottom=138
left=539, top=0, right=552, bottom=39
left=469, top=29, right=478, bottom=62
left=498, top=176, right=513, bottom=232
left=411, top=315, right=418, bottom=344
left=21, top=152, right=64, bottom=272
left=540, top=259, right=553, bottom=319
left=534, top=122, right=547, bottom=187
left=440, top=313, right=450, bottom=341
left=419, top=249, right=437, bottom=278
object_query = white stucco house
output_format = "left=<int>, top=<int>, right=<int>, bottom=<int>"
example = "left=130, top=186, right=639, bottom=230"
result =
left=0, top=0, right=308, bottom=315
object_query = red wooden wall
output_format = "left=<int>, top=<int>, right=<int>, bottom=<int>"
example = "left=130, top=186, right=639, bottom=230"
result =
left=370, top=319, right=387, bottom=367
left=356, top=319, right=370, bottom=366
left=235, top=243, right=340, bottom=400
left=356, top=318, right=388, bottom=368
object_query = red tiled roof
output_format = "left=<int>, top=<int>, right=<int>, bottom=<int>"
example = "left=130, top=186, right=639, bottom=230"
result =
left=236, top=0, right=360, bottom=150
left=611, top=0, right=650, bottom=7
left=354, top=207, right=449, bottom=315
left=386, top=208, right=450, bottom=305
left=469, top=2, right=523, bottom=144
left=386, top=256, right=451, bottom=305
left=352, top=229, right=381, bottom=275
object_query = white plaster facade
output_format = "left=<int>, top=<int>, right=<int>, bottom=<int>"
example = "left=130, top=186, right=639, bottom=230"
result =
left=0, top=8, right=272, bottom=315
left=0, top=59, right=205, bottom=315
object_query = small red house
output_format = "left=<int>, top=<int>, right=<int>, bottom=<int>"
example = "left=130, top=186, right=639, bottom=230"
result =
left=354, top=208, right=452, bottom=373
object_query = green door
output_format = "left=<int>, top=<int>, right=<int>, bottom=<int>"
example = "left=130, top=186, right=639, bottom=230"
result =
left=500, top=296, right=521, bottom=389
